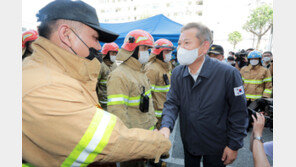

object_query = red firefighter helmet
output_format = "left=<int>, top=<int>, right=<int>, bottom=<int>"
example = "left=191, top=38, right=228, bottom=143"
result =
left=151, top=38, right=174, bottom=55
left=121, top=29, right=154, bottom=52
left=101, top=42, right=119, bottom=55
left=22, top=30, right=38, bottom=48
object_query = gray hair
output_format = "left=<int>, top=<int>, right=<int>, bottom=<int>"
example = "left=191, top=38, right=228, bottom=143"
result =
left=181, top=22, right=213, bottom=44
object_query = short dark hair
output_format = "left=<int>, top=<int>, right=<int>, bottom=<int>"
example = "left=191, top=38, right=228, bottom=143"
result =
left=263, top=51, right=273, bottom=56
left=37, top=19, right=83, bottom=39
left=229, top=51, right=235, bottom=55
left=246, top=48, right=255, bottom=52
left=37, top=20, right=59, bottom=39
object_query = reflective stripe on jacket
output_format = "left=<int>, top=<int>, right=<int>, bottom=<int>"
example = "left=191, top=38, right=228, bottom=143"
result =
left=108, top=89, right=152, bottom=106
left=145, top=58, right=171, bottom=118
left=240, top=64, right=272, bottom=100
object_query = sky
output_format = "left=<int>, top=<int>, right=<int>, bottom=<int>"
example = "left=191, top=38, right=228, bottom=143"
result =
left=22, top=0, right=273, bottom=54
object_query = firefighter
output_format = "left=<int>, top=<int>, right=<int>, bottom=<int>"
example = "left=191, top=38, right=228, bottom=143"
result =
left=96, top=42, right=119, bottom=110
left=22, top=1, right=171, bottom=166
left=107, top=29, right=158, bottom=167
left=145, top=38, right=174, bottom=130
left=240, top=50, right=273, bottom=105
left=22, top=30, right=38, bottom=60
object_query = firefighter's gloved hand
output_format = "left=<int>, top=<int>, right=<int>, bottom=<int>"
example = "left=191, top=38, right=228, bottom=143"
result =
left=154, top=153, right=170, bottom=163
left=161, top=153, right=170, bottom=159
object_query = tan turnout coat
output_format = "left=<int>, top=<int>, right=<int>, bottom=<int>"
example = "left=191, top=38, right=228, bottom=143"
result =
left=22, top=37, right=171, bottom=167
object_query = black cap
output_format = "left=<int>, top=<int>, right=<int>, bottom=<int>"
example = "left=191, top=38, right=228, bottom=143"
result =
left=36, top=0, right=119, bottom=43
left=208, top=44, right=224, bottom=55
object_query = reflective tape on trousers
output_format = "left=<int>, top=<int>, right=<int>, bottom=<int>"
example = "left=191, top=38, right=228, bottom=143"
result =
left=22, top=163, right=34, bottom=167
left=99, top=80, right=107, bottom=84
left=155, top=110, right=162, bottom=118
left=263, top=89, right=272, bottom=94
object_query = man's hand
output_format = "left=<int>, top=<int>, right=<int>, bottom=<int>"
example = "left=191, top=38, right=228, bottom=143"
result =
left=221, top=146, right=238, bottom=165
left=159, top=127, right=170, bottom=139
left=252, top=112, right=265, bottom=137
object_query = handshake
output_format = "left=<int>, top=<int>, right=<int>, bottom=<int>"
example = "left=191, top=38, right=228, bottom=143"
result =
left=154, top=127, right=171, bottom=139
left=151, top=127, right=171, bottom=164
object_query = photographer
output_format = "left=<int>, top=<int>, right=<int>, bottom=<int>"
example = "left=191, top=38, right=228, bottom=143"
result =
left=234, top=49, right=248, bottom=70
left=250, top=113, right=272, bottom=167
left=227, top=56, right=236, bottom=67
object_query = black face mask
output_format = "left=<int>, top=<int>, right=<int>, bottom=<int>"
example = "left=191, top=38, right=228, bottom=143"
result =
left=69, top=28, right=103, bottom=63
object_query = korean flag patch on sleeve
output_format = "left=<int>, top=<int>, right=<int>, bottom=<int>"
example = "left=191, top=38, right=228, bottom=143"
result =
left=234, top=86, right=244, bottom=96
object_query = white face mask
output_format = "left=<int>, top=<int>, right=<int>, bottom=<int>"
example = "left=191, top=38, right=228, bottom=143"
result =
left=138, top=51, right=150, bottom=64
left=263, top=57, right=271, bottom=62
left=110, top=55, right=116, bottom=63
left=164, top=52, right=172, bottom=62
left=250, top=59, right=259, bottom=66
left=177, top=46, right=202, bottom=65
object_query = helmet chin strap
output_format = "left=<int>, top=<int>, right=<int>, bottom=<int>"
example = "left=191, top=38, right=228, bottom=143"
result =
left=156, top=51, right=164, bottom=61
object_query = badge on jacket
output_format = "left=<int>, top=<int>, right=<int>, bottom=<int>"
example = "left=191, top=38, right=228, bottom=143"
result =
left=234, top=86, right=244, bottom=96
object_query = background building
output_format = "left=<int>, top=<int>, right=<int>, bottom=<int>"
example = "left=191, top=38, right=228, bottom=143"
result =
left=22, top=0, right=273, bottom=54
left=93, top=0, right=204, bottom=24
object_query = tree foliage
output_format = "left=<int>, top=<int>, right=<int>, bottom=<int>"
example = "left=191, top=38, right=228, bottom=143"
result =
left=228, top=31, right=242, bottom=50
left=243, top=4, right=273, bottom=49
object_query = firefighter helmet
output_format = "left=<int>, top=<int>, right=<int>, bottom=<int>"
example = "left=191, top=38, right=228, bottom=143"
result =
left=151, top=38, right=174, bottom=55
left=121, top=29, right=154, bottom=52
left=22, top=30, right=38, bottom=48
left=101, top=42, right=119, bottom=55
left=247, top=50, right=262, bottom=59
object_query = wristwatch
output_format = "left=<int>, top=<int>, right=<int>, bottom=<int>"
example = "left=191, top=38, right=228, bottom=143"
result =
left=254, top=136, right=264, bottom=143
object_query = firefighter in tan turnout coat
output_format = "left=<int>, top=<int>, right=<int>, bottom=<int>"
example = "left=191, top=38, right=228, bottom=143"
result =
left=96, top=42, right=119, bottom=110
left=107, top=29, right=158, bottom=167
left=145, top=38, right=174, bottom=129
left=240, top=50, right=272, bottom=103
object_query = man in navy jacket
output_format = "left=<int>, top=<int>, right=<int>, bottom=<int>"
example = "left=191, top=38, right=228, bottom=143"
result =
left=159, top=22, right=248, bottom=167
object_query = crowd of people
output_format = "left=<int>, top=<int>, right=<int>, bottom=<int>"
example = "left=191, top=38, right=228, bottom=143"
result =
left=22, top=0, right=273, bottom=167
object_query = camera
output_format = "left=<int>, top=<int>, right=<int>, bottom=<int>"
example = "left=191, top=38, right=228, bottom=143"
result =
left=235, top=49, right=248, bottom=69
left=139, top=86, right=149, bottom=113
left=248, top=98, right=273, bottom=132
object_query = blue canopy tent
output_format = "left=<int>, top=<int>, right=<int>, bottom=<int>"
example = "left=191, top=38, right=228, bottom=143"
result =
left=100, top=14, right=183, bottom=50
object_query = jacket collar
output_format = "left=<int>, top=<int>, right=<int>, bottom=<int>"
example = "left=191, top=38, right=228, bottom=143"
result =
left=155, top=59, right=171, bottom=71
left=124, top=56, right=144, bottom=72
left=183, top=55, right=212, bottom=79
left=248, top=64, right=261, bottom=70
left=103, top=58, right=113, bottom=67
left=31, top=37, right=101, bottom=83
